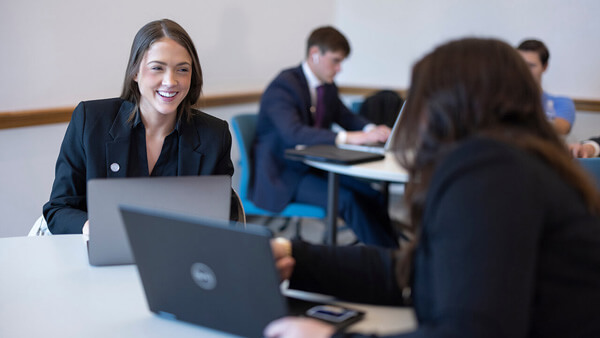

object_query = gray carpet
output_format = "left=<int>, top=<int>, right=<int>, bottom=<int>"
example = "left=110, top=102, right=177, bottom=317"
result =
left=246, top=184, right=408, bottom=246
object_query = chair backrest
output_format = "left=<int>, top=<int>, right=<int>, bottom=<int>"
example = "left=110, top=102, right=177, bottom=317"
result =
left=231, top=114, right=258, bottom=201
left=359, top=90, right=404, bottom=128
left=232, top=189, right=246, bottom=225
left=29, top=215, right=51, bottom=236
left=578, top=158, right=600, bottom=189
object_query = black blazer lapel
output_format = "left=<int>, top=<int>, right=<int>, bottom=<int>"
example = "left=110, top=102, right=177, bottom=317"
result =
left=106, top=101, right=134, bottom=178
left=177, top=120, right=203, bottom=176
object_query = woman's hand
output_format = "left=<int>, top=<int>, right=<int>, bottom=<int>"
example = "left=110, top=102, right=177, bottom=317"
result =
left=264, top=317, right=335, bottom=338
left=270, top=238, right=295, bottom=281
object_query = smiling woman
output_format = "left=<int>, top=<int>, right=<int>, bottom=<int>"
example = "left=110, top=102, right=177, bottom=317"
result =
left=42, top=19, right=236, bottom=235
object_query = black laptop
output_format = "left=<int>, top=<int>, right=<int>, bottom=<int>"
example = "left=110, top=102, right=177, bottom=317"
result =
left=285, top=144, right=384, bottom=165
left=120, top=205, right=364, bottom=337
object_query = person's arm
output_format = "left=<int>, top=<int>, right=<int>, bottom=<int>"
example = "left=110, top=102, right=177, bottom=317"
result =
left=214, top=119, right=235, bottom=176
left=215, top=121, right=238, bottom=221
left=42, top=103, right=90, bottom=234
left=288, top=241, right=405, bottom=306
left=551, top=96, right=576, bottom=135
left=266, top=239, right=405, bottom=338
left=552, top=117, right=571, bottom=135
left=261, top=77, right=338, bottom=147
left=569, top=137, right=600, bottom=158
left=345, top=125, right=391, bottom=145
left=333, top=91, right=391, bottom=145
left=335, top=93, right=371, bottom=131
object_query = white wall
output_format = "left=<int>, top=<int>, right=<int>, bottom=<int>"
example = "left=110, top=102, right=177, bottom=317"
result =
left=0, top=0, right=336, bottom=111
left=335, top=0, right=600, bottom=100
left=5, top=0, right=598, bottom=112
left=0, top=123, right=67, bottom=237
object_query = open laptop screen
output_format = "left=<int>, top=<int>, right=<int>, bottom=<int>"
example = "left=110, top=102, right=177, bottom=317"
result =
left=87, top=175, right=231, bottom=266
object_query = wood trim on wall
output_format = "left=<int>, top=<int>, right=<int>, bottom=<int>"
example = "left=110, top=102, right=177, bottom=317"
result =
left=0, top=107, right=75, bottom=130
left=339, top=86, right=600, bottom=114
left=572, top=98, right=600, bottom=113
left=0, top=91, right=263, bottom=130
left=196, top=91, right=262, bottom=108
left=1, top=87, right=599, bottom=129
left=339, top=86, right=408, bottom=98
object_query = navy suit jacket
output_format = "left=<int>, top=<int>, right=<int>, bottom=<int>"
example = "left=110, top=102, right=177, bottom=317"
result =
left=251, top=65, right=370, bottom=212
left=43, top=98, right=234, bottom=234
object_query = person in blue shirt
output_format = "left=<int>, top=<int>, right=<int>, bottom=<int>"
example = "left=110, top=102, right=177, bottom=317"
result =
left=517, top=39, right=576, bottom=135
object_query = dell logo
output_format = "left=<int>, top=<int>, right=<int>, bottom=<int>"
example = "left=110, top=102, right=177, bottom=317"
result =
left=190, top=262, right=217, bottom=290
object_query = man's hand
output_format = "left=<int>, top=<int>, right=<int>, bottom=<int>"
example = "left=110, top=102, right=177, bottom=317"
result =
left=346, top=124, right=391, bottom=145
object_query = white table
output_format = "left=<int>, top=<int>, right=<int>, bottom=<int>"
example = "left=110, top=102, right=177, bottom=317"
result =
left=0, top=235, right=416, bottom=337
left=305, top=152, right=409, bottom=245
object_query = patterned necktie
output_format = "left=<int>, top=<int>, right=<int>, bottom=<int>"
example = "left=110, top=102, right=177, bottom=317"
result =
left=315, top=85, right=326, bottom=128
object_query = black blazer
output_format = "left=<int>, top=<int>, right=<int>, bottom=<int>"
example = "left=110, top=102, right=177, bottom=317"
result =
left=43, top=98, right=234, bottom=234
left=251, top=65, right=369, bottom=212
left=590, top=136, right=600, bottom=147
left=289, top=137, right=600, bottom=337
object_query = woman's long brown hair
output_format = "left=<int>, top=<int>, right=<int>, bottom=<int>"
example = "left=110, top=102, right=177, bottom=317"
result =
left=392, top=38, right=600, bottom=290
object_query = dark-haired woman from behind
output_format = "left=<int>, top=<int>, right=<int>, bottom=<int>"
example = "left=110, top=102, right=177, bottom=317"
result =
left=265, top=38, right=600, bottom=338
left=43, top=19, right=235, bottom=234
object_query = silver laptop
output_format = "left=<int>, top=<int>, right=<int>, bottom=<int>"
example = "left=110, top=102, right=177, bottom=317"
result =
left=338, top=101, right=406, bottom=154
left=120, top=205, right=365, bottom=337
left=87, top=175, right=231, bottom=266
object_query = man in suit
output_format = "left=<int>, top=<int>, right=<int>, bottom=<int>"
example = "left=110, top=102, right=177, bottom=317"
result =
left=252, top=26, right=398, bottom=247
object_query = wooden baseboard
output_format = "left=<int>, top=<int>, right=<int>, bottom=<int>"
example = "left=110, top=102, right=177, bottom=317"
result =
left=1, top=88, right=598, bottom=129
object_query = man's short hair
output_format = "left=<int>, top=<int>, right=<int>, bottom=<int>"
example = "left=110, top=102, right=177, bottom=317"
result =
left=306, top=26, right=351, bottom=57
left=517, top=39, right=550, bottom=66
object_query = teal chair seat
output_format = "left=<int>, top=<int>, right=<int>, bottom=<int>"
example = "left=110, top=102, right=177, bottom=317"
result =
left=578, top=157, right=600, bottom=189
left=231, top=114, right=325, bottom=234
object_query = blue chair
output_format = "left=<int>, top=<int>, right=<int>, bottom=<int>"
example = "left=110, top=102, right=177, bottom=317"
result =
left=577, top=158, right=600, bottom=189
left=231, top=114, right=326, bottom=237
